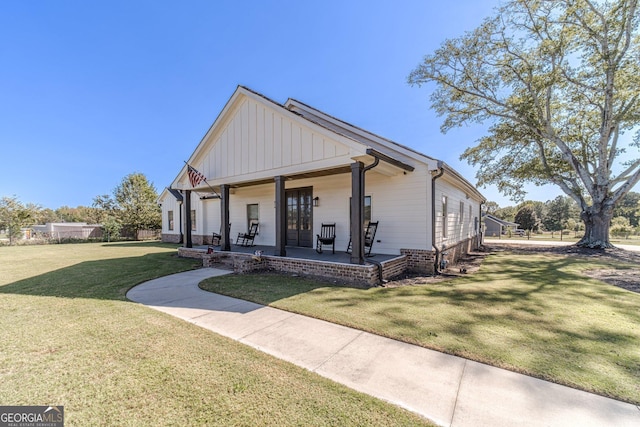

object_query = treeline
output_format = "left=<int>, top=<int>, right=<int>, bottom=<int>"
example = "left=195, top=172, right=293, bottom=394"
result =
left=485, top=192, right=640, bottom=237
left=0, top=173, right=161, bottom=245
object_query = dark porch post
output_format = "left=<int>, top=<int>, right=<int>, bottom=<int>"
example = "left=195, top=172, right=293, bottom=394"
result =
left=184, top=190, right=192, bottom=248
left=274, top=176, right=287, bottom=256
left=220, top=184, right=231, bottom=251
left=178, top=195, right=183, bottom=244
left=350, top=162, right=365, bottom=264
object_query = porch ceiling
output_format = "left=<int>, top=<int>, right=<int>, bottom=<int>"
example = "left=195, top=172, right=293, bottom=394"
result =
left=203, top=165, right=353, bottom=190
left=195, top=149, right=413, bottom=191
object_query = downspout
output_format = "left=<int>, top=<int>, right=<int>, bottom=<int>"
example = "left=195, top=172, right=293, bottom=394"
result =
left=478, top=202, right=484, bottom=249
left=363, top=153, right=382, bottom=284
left=431, top=162, right=445, bottom=275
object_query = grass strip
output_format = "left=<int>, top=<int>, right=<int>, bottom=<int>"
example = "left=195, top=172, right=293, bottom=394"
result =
left=200, top=251, right=640, bottom=405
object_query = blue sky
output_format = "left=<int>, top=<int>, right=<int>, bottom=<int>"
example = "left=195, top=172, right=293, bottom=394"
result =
left=1, top=0, right=568, bottom=209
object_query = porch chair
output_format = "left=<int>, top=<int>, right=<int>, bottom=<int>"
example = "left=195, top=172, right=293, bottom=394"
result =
left=346, top=221, right=379, bottom=256
left=315, top=223, right=336, bottom=254
left=236, top=222, right=258, bottom=247
left=211, top=223, right=231, bottom=246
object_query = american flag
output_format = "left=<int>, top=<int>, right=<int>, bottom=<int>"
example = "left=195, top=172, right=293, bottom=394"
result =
left=187, top=165, right=206, bottom=187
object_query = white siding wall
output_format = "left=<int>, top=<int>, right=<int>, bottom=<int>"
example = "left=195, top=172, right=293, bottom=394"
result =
left=282, top=170, right=431, bottom=254
left=160, top=194, right=180, bottom=236
left=166, top=168, right=482, bottom=253
left=203, top=199, right=218, bottom=236
left=363, top=169, right=430, bottom=254
left=183, top=168, right=432, bottom=254
left=190, top=194, right=203, bottom=237
left=434, top=177, right=482, bottom=248
left=228, top=185, right=276, bottom=246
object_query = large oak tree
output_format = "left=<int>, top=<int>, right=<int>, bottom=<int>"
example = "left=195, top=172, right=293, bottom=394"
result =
left=409, top=0, right=640, bottom=248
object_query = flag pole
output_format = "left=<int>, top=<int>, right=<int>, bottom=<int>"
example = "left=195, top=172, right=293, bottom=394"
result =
left=184, top=161, right=221, bottom=198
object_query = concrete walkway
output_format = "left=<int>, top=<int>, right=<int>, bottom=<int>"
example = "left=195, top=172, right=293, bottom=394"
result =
left=127, top=269, right=640, bottom=427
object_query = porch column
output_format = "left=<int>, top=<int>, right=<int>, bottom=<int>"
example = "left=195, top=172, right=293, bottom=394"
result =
left=274, top=176, right=287, bottom=256
left=220, top=184, right=231, bottom=251
left=350, top=162, right=365, bottom=264
left=184, top=190, right=192, bottom=248
left=177, top=197, right=183, bottom=244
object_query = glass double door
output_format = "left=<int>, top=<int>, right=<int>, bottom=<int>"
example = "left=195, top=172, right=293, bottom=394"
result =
left=286, top=187, right=313, bottom=247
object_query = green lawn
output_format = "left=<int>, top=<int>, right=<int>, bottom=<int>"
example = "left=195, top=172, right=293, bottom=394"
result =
left=0, top=242, right=431, bottom=426
left=200, top=251, right=640, bottom=405
left=486, top=233, right=640, bottom=246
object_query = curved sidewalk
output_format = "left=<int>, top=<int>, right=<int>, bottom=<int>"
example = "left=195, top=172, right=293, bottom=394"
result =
left=127, top=269, right=640, bottom=427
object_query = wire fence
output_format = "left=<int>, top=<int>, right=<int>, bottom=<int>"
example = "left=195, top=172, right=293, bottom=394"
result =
left=1, top=228, right=161, bottom=245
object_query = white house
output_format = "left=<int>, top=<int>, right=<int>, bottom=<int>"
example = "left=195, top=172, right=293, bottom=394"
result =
left=159, top=86, right=484, bottom=281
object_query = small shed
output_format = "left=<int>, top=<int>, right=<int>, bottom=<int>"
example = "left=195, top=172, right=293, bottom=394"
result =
left=482, top=214, right=519, bottom=237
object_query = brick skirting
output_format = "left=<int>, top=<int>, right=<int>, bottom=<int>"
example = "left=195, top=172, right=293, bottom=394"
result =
left=177, top=240, right=484, bottom=282
left=439, top=235, right=481, bottom=269
left=177, top=247, right=411, bottom=287
left=400, top=248, right=436, bottom=274
left=161, top=233, right=181, bottom=243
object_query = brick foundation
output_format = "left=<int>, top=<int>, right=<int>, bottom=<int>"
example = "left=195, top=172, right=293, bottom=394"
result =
left=177, top=237, right=479, bottom=285
left=400, top=248, right=436, bottom=274
left=380, top=256, right=408, bottom=280
left=161, top=233, right=181, bottom=243
left=439, top=235, right=481, bottom=269
left=177, top=247, right=404, bottom=287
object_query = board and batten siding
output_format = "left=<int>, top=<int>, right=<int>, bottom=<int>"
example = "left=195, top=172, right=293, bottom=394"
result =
left=197, top=98, right=353, bottom=184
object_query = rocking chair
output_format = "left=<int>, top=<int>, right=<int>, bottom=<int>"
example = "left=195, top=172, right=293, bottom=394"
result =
left=236, top=222, right=258, bottom=247
left=211, top=223, right=231, bottom=246
left=316, top=223, right=336, bottom=254
left=346, top=221, right=379, bottom=256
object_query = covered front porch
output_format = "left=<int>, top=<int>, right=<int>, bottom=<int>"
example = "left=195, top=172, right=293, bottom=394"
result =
left=178, top=244, right=408, bottom=287
left=180, top=148, right=414, bottom=266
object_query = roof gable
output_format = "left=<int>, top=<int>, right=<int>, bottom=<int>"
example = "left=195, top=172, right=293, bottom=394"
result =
left=483, top=214, right=519, bottom=227
left=172, top=86, right=373, bottom=189
left=285, top=98, right=437, bottom=168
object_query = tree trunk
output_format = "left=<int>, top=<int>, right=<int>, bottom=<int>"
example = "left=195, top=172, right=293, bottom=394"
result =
left=577, top=205, right=614, bottom=249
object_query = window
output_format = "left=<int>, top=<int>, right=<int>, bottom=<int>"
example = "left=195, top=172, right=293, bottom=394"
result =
left=460, top=201, right=465, bottom=224
left=469, top=205, right=474, bottom=232
left=364, top=196, right=372, bottom=224
left=247, top=204, right=259, bottom=228
left=442, top=195, right=448, bottom=238
left=168, top=211, right=174, bottom=231
left=190, top=210, right=196, bottom=231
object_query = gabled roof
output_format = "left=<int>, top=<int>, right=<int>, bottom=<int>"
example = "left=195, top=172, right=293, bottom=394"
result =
left=284, top=95, right=483, bottom=201
left=483, top=213, right=519, bottom=227
left=158, top=187, right=183, bottom=204
left=170, top=85, right=484, bottom=202
left=284, top=97, right=437, bottom=166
